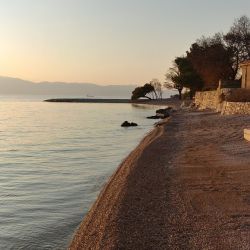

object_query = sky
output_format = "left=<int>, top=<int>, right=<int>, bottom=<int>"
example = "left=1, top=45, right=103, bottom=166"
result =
left=0, top=0, right=249, bottom=85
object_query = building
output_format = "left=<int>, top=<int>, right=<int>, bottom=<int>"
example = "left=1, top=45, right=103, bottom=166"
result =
left=241, top=60, right=250, bottom=89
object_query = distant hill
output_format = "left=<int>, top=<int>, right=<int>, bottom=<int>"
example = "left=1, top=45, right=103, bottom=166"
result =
left=0, top=76, right=137, bottom=98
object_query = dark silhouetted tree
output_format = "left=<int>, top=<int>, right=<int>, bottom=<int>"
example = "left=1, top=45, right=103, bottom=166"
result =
left=165, top=62, right=183, bottom=99
left=224, top=15, right=250, bottom=78
left=150, top=79, right=163, bottom=99
left=165, top=57, right=203, bottom=98
left=187, top=34, right=234, bottom=89
left=131, top=83, right=155, bottom=100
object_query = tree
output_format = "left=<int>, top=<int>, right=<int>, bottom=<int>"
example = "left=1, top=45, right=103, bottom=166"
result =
left=166, top=57, right=203, bottom=98
left=224, top=15, right=250, bottom=78
left=131, top=83, right=155, bottom=100
left=149, top=79, right=163, bottom=99
left=165, top=62, right=183, bottom=99
left=187, top=34, right=234, bottom=89
left=177, top=57, right=204, bottom=97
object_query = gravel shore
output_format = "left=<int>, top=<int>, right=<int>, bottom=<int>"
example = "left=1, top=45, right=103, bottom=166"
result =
left=69, top=110, right=250, bottom=249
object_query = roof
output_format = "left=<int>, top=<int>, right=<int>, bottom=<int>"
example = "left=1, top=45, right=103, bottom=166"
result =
left=240, top=60, right=250, bottom=66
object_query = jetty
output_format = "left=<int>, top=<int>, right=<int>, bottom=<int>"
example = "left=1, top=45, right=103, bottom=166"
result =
left=44, top=98, right=132, bottom=103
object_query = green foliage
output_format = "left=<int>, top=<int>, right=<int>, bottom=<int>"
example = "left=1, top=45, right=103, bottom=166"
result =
left=175, top=57, right=203, bottom=97
left=165, top=57, right=203, bottom=99
left=187, top=15, right=250, bottom=85
left=166, top=15, right=250, bottom=94
left=187, top=34, right=234, bottom=88
left=224, top=15, right=250, bottom=78
left=165, top=62, right=183, bottom=99
left=131, top=83, right=155, bottom=100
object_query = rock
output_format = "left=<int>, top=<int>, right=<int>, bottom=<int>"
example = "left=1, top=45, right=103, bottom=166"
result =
left=146, top=115, right=162, bottom=119
left=121, top=121, right=138, bottom=127
left=130, top=122, right=138, bottom=126
left=121, top=121, right=130, bottom=127
left=147, top=107, right=173, bottom=120
left=147, top=107, right=174, bottom=119
left=156, top=107, right=172, bottom=118
left=156, top=112, right=170, bottom=118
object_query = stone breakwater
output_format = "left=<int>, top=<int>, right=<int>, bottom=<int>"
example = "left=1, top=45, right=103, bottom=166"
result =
left=44, top=98, right=183, bottom=108
left=44, top=98, right=132, bottom=103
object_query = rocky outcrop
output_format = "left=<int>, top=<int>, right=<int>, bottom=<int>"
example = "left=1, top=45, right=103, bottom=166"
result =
left=156, top=107, right=172, bottom=118
left=147, top=107, right=173, bottom=120
left=146, top=115, right=162, bottom=119
left=121, top=121, right=138, bottom=127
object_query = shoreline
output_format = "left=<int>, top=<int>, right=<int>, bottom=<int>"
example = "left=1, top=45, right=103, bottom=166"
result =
left=69, top=110, right=250, bottom=249
left=69, top=118, right=169, bottom=249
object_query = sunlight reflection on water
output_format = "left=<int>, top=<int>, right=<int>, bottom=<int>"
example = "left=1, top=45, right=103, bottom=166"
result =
left=0, top=99, right=162, bottom=249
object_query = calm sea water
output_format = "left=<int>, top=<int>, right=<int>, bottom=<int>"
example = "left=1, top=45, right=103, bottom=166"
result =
left=0, top=97, right=162, bottom=249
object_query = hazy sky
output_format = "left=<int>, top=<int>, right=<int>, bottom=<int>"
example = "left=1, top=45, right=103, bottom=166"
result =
left=0, top=0, right=249, bottom=85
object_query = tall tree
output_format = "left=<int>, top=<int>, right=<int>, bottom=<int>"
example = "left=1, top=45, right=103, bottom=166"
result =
left=165, top=57, right=203, bottom=98
left=165, top=62, right=183, bottom=99
left=149, top=79, right=162, bottom=99
left=187, top=34, right=234, bottom=89
left=175, top=57, right=203, bottom=97
left=224, top=15, right=250, bottom=78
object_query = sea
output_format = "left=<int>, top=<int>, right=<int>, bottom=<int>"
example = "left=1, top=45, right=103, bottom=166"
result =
left=0, top=95, right=166, bottom=250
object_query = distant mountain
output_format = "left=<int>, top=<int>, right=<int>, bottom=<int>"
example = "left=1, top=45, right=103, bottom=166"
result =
left=0, top=76, right=137, bottom=98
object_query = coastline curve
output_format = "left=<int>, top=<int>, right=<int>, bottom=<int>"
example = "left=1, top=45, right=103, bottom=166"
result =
left=69, top=119, right=169, bottom=249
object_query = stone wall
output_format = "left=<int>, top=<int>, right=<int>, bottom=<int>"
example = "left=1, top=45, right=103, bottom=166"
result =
left=195, top=88, right=250, bottom=114
left=194, top=91, right=218, bottom=110
left=221, top=102, right=250, bottom=115
left=220, top=88, right=250, bottom=102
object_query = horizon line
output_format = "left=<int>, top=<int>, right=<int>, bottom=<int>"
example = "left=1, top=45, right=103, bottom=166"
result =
left=0, top=74, right=138, bottom=87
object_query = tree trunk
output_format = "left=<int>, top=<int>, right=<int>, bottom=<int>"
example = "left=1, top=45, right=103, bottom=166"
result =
left=178, top=89, right=182, bottom=100
left=144, top=95, right=152, bottom=100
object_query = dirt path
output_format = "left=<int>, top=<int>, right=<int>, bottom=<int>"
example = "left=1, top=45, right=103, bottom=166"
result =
left=69, top=111, right=250, bottom=249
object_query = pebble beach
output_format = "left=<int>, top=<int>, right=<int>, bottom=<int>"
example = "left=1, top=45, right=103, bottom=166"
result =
left=69, top=106, right=250, bottom=249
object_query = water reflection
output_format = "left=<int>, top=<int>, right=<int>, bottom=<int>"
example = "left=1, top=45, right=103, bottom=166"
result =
left=0, top=100, right=158, bottom=249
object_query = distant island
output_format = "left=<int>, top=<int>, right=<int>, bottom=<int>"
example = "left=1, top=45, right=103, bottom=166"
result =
left=0, top=76, right=136, bottom=97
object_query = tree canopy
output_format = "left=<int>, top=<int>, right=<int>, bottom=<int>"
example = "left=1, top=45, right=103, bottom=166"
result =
left=187, top=34, right=234, bottom=89
left=132, top=15, right=250, bottom=100
left=165, top=62, right=183, bottom=99
left=131, top=83, right=155, bottom=100
left=165, top=57, right=203, bottom=98
left=166, top=15, right=250, bottom=94
left=224, top=15, right=250, bottom=78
